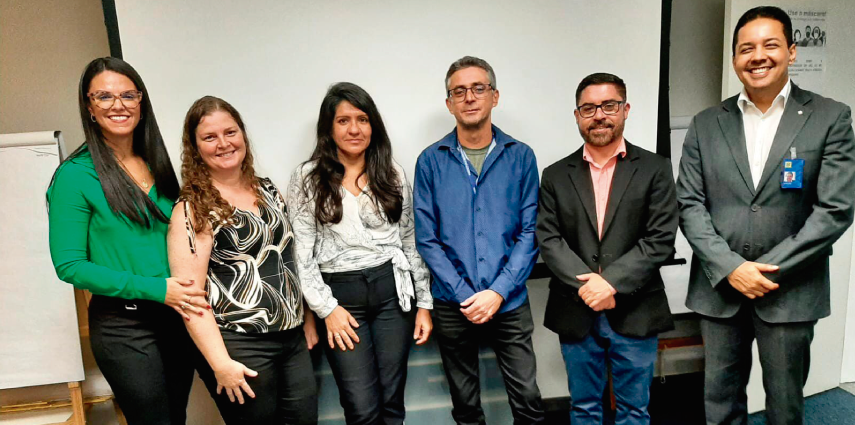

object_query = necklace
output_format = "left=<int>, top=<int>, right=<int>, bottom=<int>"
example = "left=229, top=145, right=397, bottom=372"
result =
left=115, top=155, right=150, bottom=190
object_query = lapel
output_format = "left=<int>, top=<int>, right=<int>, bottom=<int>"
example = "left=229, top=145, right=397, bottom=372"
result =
left=717, top=97, right=756, bottom=196
left=601, top=142, right=639, bottom=239
left=754, top=84, right=813, bottom=196
left=566, top=148, right=598, bottom=234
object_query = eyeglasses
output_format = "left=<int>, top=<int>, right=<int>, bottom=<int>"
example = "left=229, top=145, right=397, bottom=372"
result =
left=88, top=90, right=143, bottom=110
left=576, top=100, right=624, bottom=118
left=447, top=84, right=493, bottom=102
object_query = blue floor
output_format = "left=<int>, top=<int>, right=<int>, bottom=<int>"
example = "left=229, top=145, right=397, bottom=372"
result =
left=311, top=341, right=855, bottom=424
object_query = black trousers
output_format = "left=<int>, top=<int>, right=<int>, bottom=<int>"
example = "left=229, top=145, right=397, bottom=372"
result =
left=320, top=261, right=416, bottom=425
left=88, top=295, right=196, bottom=425
left=701, top=305, right=816, bottom=425
left=433, top=300, right=545, bottom=425
left=195, top=327, right=318, bottom=425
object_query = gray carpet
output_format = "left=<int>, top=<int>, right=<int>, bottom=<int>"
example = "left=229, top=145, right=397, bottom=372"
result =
left=748, top=388, right=855, bottom=425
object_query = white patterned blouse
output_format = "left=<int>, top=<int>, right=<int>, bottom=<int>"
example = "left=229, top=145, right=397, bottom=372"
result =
left=286, top=161, right=432, bottom=318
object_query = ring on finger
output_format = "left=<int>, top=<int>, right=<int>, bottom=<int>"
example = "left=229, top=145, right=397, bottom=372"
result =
left=181, top=302, right=189, bottom=309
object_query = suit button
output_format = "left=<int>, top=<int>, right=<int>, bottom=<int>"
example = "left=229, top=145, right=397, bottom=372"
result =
left=592, top=254, right=599, bottom=262
left=477, top=231, right=483, bottom=236
left=743, top=243, right=750, bottom=252
left=476, top=207, right=482, bottom=212
left=751, top=204, right=760, bottom=212
left=479, top=257, right=485, bottom=262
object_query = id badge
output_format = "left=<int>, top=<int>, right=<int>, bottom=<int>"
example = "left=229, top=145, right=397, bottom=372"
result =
left=781, top=158, right=804, bottom=189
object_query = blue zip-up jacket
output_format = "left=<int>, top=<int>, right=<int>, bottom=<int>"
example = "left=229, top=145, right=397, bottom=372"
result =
left=414, top=125, right=539, bottom=314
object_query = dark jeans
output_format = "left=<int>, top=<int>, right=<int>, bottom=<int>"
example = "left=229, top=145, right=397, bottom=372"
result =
left=701, top=305, right=816, bottom=425
left=560, top=314, right=658, bottom=425
left=320, top=261, right=416, bottom=425
left=88, top=295, right=196, bottom=425
left=195, top=327, right=318, bottom=425
left=433, top=300, right=545, bottom=425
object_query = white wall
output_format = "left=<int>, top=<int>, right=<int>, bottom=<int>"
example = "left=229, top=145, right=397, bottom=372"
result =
left=723, top=0, right=855, bottom=412
left=114, top=0, right=663, bottom=186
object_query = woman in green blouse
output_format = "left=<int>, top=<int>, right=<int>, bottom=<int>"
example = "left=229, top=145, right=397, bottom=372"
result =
left=47, top=57, right=208, bottom=425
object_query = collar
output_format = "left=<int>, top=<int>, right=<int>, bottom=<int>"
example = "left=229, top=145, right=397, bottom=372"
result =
left=738, top=79, right=791, bottom=114
left=439, top=124, right=515, bottom=150
left=582, top=138, right=627, bottom=168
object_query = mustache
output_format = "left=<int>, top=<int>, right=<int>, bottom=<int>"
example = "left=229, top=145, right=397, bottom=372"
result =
left=587, top=121, right=614, bottom=131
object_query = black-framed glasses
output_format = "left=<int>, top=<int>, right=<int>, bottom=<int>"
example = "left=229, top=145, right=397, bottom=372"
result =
left=447, top=84, right=493, bottom=102
left=576, top=100, right=624, bottom=118
left=88, top=90, right=143, bottom=110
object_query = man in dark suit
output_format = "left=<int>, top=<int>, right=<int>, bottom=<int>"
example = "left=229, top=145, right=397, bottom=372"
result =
left=677, top=6, right=855, bottom=425
left=537, top=73, right=678, bottom=425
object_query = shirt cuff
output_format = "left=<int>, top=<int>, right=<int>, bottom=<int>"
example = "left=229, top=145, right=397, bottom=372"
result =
left=488, top=275, right=514, bottom=301
left=140, top=277, right=168, bottom=303
left=315, top=298, right=339, bottom=319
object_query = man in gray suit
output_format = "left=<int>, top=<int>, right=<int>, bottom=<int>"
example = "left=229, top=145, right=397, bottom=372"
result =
left=677, top=6, right=855, bottom=425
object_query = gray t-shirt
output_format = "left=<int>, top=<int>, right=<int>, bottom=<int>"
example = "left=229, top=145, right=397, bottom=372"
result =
left=461, top=145, right=491, bottom=175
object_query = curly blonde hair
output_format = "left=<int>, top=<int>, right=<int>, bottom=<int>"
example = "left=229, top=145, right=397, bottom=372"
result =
left=180, top=96, right=263, bottom=233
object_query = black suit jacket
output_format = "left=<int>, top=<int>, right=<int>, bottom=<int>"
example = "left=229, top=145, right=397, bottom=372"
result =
left=537, top=141, right=678, bottom=341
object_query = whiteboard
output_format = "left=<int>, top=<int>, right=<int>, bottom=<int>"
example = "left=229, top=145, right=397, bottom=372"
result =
left=0, top=131, right=84, bottom=389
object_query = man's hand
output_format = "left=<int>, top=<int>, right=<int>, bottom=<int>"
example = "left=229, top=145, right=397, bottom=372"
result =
left=592, top=294, right=616, bottom=311
left=577, top=273, right=617, bottom=311
left=727, top=261, right=779, bottom=299
left=460, top=290, right=504, bottom=324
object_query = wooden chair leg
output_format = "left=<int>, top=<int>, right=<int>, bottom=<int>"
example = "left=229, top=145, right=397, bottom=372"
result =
left=68, top=382, right=85, bottom=425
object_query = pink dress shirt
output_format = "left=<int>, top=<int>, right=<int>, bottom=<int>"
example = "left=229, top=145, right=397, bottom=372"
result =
left=582, top=139, right=627, bottom=240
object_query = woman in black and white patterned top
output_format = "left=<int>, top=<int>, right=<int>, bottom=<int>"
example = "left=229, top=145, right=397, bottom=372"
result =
left=287, top=82, right=432, bottom=424
left=167, top=96, right=317, bottom=424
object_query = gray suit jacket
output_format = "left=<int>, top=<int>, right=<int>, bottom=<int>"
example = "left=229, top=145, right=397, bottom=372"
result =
left=677, top=84, right=855, bottom=323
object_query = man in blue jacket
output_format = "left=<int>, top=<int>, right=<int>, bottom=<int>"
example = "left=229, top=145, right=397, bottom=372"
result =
left=414, top=56, right=544, bottom=425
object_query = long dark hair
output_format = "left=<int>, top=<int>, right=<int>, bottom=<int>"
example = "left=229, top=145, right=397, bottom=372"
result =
left=50, top=57, right=179, bottom=226
left=303, top=82, right=401, bottom=225
left=180, top=96, right=263, bottom=233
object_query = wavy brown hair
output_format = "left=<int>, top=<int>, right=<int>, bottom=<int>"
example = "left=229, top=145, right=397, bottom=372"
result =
left=180, top=96, right=263, bottom=233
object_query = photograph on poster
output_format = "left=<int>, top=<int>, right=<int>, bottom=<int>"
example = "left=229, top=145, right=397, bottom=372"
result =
left=787, top=8, right=827, bottom=92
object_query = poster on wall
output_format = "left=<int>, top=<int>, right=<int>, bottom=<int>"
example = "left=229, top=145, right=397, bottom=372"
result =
left=787, top=8, right=827, bottom=92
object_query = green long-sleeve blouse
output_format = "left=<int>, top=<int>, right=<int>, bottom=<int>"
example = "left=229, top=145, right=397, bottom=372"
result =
left=47, top=147, right=172, bottom=302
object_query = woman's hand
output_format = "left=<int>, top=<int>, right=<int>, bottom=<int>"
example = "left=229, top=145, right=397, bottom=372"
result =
left=214, top=359, right=258, bottom=404
left=303, top=308, right=319, bottom=350
left=413, top=308, right=433, bottom=345
left=324, top=306, right=360, bottom=351
left=164, top=277, right=209, bottom=320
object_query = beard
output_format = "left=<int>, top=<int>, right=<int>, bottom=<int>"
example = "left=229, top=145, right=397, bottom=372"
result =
left=580, top=120, right=623, bottom=147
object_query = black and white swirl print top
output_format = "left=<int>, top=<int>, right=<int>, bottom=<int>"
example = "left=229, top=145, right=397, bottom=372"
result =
left=187, top=178, right=304, bottom=333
